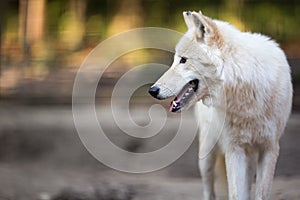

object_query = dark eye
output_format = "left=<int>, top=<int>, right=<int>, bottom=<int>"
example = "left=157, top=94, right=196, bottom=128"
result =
left=180, top=57, right=187, bottom=64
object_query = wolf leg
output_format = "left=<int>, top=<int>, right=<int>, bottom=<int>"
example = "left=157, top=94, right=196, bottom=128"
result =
left=255, top=143, right=279, bottom=200
left=225, top=147, right=251, bottom=200
left=199, top=147, right=217, bottom=200
left=197, top=102, right=222, bottom=200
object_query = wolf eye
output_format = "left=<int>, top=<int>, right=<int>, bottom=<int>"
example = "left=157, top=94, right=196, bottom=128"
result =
left=180, top=57, right=187, bottom=64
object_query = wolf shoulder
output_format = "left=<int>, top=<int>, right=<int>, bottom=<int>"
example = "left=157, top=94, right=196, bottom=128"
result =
left=214, top=20, right=290, bottom=71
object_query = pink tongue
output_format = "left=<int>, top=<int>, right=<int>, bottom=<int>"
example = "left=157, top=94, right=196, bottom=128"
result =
left=169, top=86, right=190, bottom=112
left=169, top=102, right=175, bottom=112
left=176, top=86, right=189, bottom=103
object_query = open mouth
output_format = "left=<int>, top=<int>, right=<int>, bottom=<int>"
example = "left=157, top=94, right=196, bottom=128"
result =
left=169, top=79, right=199, bottom=112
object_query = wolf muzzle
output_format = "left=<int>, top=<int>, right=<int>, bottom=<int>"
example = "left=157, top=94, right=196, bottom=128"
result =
left=148, top=86, right=160, bottom=99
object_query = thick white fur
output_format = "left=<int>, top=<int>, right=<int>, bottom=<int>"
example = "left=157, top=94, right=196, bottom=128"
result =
left=151, top=11, right=293, bottom=200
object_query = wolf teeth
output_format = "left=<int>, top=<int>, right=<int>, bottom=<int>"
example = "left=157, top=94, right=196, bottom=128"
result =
left=172, top=101, right=177, bottom=107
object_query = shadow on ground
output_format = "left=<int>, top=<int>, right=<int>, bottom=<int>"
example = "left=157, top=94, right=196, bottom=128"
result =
left=0, top=105, right=300, bottom=200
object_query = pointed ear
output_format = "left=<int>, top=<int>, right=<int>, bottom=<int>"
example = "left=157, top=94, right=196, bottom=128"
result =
left=191, top=12, right=205, bottom=40
left=191, top=12, right=221, bottom=46
left=183, top=11, right=194, bottom=29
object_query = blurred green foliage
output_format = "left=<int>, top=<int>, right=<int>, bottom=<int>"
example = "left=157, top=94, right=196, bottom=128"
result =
left=3, top=1, right=300, bottom=39
left=0, top=0, right=299, bottom=102
left=1, top=0, right=300, bottom=68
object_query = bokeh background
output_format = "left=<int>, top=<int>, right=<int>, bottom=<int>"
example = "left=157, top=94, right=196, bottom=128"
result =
left=0, top=0, right=300, bottom=200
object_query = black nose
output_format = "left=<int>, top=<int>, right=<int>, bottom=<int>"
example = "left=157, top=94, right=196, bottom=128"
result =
left=149, top=86, right=160, bottom=98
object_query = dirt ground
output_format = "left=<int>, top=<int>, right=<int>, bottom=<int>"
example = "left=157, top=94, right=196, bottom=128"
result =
left=0, top=105, right=299, bottom=200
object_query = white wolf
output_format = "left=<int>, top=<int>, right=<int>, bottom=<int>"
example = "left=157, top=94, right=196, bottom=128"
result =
left=149, top=11, right=292, bottom=200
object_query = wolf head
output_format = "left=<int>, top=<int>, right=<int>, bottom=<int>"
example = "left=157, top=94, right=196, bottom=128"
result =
left=149, top=11, right=225, bottom=112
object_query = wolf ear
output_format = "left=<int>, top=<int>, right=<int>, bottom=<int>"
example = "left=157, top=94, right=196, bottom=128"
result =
left=191, top=12, right=220, bottom=45
left=191, top=12, right=205, bottom=40
left=183, top=11, right=195, bottom=29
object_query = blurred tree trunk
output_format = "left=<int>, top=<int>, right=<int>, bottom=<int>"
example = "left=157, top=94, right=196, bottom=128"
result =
left=0, top=1, right=7, bottom=70
left=69, top=0, right=87, bottom=47
left=70, top=0, right=86, bottom=23
left=19, top=0, right=46, bottom=63
left=107, top=0, right=145, bottom=67
left=108, top=0, right=143, bottom=35
left=19, top=0, right=29, bottom=63
left=26, top=0, right=45, bottom=43
left=59, top=0, right=87, bottom=50
left=0, top=1, right=7, bottom=96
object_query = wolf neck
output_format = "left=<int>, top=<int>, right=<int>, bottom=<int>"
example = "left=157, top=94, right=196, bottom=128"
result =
left=203, top=20, right=266, bottom=117
left=215, top=61, right=261, bottom=118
